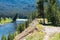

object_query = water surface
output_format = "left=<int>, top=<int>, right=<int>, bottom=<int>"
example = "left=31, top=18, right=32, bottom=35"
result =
left=0, top=19, right=27, bottom=40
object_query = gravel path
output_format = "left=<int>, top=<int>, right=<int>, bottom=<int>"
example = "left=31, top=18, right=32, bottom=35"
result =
left=43, top=26, right=60, bottom=40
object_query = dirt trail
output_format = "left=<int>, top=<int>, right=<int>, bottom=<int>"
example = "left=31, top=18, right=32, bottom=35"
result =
left=14, top=19, right=60, bottom=40
left=14, top=19, right=39, bottom=40
left=43, top=26, right=60, bottom=40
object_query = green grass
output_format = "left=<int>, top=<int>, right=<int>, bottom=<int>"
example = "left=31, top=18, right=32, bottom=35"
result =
left=25, top=24, right=45, bottom=40
left=25, top=31, right=45, bottom=40
left=50, top=33, right=60, bottom=40
left=0, top=17, right=12, bottom=24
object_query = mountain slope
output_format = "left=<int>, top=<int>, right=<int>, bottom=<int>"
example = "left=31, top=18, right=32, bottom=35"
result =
left=0, top=0, right=36, bottom=17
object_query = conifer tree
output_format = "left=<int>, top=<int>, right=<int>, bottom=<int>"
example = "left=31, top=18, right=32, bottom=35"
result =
left=37, top=0, right=45, bottom=24
left=47, top=0, right=60, bottom=25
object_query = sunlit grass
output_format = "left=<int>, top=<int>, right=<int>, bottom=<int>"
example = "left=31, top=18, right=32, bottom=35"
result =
left=25, top=24, right=45, bottom=40
left=5, top=18, right=12, bottom=23
left=0, top=17, right=12, bottom=24
left=49, top=33, right=60, bottom=40
left=36, top=24, right=44, bottom=31
left=25, top=31, right=45, bottom=40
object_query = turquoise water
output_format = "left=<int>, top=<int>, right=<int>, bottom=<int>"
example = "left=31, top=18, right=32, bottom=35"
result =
left=0, top=23, right=16, bottom=40
left=0, top=19, right=27, bottom=40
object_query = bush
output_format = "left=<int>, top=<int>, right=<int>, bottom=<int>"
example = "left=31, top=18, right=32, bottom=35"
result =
left=7, top=33, right=14, bottom=40
left=1, top=34, right=7, bottom=40
left=36, top=24, right=44, bottom=30
left=16, top=23, right=26, bottom=33
left=0, top=17, right=12, bottom=24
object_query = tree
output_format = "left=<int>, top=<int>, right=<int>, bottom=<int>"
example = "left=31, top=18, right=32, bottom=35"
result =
left=37, top=0, right=45, bottom=24
left=12, top=13, right=18, bottom=22
left=47, top=0, right=60, bottom=25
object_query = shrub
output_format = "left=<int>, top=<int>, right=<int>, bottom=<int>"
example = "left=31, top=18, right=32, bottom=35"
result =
left=1, top=34, right=7, bottom=40
left=16, top=23, right=26, bottom=33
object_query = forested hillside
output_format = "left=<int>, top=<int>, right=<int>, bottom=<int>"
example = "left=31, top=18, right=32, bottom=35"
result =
left=0, top=0, right=36, bottom=17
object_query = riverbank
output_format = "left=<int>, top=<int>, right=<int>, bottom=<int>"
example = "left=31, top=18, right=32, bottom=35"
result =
left=0, top=18, right=28, bottom=25
left=0, top=17, right=12, bottom=25
left=0, top=19, right=28, bottom=40
left=14, top=19, right=60, bottom=40
left=14, top=19, right=45, bottom=40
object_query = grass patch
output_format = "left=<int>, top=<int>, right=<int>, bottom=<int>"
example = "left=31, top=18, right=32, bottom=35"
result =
left=49, top=33, right=60, bottom=40
left=36, top=24, right=44, bottom=30
left=25, top=24, right=45, bottom=40
left=25, top=31, right=45, bottom=40
left=0, top=17, right=12, bottom=24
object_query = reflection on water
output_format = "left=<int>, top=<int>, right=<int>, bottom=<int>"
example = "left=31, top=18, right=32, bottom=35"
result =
left=0, top=19, right=27, bottom=40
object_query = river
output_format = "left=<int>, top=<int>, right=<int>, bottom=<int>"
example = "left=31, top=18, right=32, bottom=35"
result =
left=0, top=19, right=27, bottom=40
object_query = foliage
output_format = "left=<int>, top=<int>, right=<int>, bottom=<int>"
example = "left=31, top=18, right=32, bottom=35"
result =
left=16, top=23, right=26, bottom=33
left=36, top=0, right=60, bottom=25
left=37, top=0, right=45, bottom=24
left=1, top=34, right=7, bottom=40
left=12, top=13, right=18, bottom=22
left=0, top=17, right=12, bottom=24
left=7, top=33, right=14, bottom=40
left=1, top=31, right=19, bottom=40
left=16, top=18, right=32, bottom=33
left=37, top=24, right=44, bottom=30
left=1, top=17, right=32, bottom=40
left=7, top=32, right=19, bottom=40
left=37, top=0, right=44, bottom=18
left=25, top=21, right=29, bottom=28
left=5, top=17, right=12, bottom=23
left=44, top=0, right=60, bottom=26
left=31, top=12, right=37, bottom=19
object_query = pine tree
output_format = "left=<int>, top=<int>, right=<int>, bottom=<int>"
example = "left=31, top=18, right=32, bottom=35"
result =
left=37, top=0, right=45, bottom=24
left=47, top=0, right=60, bottom=25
